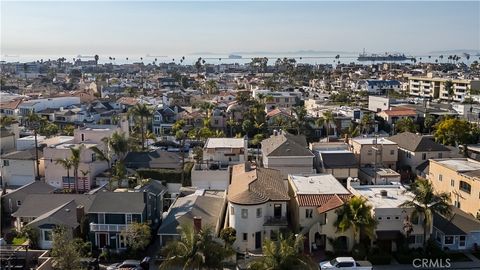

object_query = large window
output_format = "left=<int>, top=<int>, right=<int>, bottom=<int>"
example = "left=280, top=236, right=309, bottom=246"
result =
left=305, top=209, right=313, bottom=219
left=43, top=230, right=52, bottom=241
left=459, top=181, right=471, bottom=194
left=230, top=206, right=235, bottom=215
left=241, top=209, right=248, bottom=219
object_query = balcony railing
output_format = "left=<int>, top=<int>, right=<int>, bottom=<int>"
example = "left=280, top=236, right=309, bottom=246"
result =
left=264, top=216, right=288, bottom=226
left=89, top=223, right=128, bottom=232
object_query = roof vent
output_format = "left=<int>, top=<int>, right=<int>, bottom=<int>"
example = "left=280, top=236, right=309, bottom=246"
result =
left=380, top=190, right=388, bottom=197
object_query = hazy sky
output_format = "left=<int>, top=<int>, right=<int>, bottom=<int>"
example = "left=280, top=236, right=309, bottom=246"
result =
left=1, top=1, right=479, bottom=56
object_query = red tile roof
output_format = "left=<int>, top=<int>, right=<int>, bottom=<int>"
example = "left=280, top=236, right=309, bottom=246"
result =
left=381, top=107, right=416, bottom=117
left=317, top=194, right=348, bottom=214
left=297, top=194, right=351, bottom=207
left=0, top=99, right=22, bottom=110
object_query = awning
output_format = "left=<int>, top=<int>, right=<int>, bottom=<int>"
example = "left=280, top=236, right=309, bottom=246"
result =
left=376, top=230, right=402, bottom=241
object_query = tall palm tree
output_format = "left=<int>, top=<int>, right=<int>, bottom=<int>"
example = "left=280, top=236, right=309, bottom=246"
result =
left=444, top=80, right=454, bottom=103
left=109, top=131, right=129, bottom=160
left=69, top=146, right=83, bottom=193
left=334, top=196, right=377, bottom=245
left=130, top=103, right=152, bottom=150
left=173, top=120, right=188, bottom=186
left=55, top=158, right=73, bottom=192
left=323, top=110, right=335, bottom=137
left=248, top=234, right=311, bottom=270
left=400, top=179, right=450, bottom=248
left=251, top=133, right=264, bottom=164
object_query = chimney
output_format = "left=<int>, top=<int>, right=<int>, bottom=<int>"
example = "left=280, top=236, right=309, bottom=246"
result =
left=193, top=216, right=202, bottom=233
left=76, top=205, right=85, bottom=223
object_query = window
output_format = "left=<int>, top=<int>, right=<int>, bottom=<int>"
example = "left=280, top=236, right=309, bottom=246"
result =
left=444, top=236, right=454, bottom=245
left=451, top=179, right=455, bottom=187
left=406, top=152, right=412, bottom=159
left=243, top=233, right=248, bottom=241
left=81, top=134, right=85, bottom=141
left=273, top=204, right=282, bottom=218
left=390, top=150, right=395, bottom=155
left=378, top=216, right=382, bottom=220
left=319, top=213, right=326, bottom=225
left=214, top=119, right=219, bottom=125
left=256, top=208, right=262, bottom=218
left=270, top=230, right=278, bottom=241
left=241, top=209, right=248, bottom=219
left=16, top=200, right=21, bottom=206
left=43, top=230, right=52, bottom=241
left=459, top=181, right=472, bottom=194
left=126, top=214, right=133, bottom=224
left=422, top=153, right=427, bottom=160
left=305, top=209, right=313, bottom=219
left=91, top=153, right=96, bottom=162
left=438, top=153, right=443, bottom=158
left=3, top=160, right=9, bottom=166
left=438, top=174, right=443, bottom=182
left=230, top=206, right=235, bottom=215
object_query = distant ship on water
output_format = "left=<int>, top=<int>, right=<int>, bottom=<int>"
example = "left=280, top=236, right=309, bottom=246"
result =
left=228, top=54, right=242, bottom=59
left=357, top=49, right=412, bottom=62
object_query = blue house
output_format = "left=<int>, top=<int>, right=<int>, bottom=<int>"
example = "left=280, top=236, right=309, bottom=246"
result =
left=433, top=207, right=480, bottom=251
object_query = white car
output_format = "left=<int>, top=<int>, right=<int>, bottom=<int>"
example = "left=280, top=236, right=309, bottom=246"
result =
left=106, top=260, right=141, bottom=270
left=319, top=257, right=372, bottom=270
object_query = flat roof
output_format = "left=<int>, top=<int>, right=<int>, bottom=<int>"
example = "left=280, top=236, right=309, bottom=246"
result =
left=289, top=174, right=350, bottom=195
left=351, top=184, right=414, bottom=208
left=53, top=143, right=97, bottom=149
left=351, top=137, right=397, bottom=145
left=433, top=159, right=480, bottom=172
left=205, top=138, right=244, bottom=149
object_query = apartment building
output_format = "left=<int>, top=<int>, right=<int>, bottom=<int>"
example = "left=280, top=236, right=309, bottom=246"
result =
left=408, top=76, right=480, bottom=102
left=349, top=137, right=398, bottom=170
left=429, top=159, right=480, bottom=218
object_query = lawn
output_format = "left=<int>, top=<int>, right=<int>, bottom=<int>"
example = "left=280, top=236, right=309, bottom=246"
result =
left=12, top=236, right=27, bottom=245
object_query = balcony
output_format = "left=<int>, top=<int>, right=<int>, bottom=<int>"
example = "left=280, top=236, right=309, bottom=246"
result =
left=264, top=216, right=288, bottom=226
left=90, top=223, right=128, bottom=232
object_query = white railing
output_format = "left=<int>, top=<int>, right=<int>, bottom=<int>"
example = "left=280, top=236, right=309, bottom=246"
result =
left=89, top=223, right=127, bottom=232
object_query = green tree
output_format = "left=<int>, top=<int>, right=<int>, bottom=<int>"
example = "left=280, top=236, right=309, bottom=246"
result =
left=395, top=117, right=418, bottom=133
left=423, top=114, right=437, bottom=134
left=0, top=116, right=15, bottom=128
left=63, top=124, right=75, bottom=136
left=334, top=196, right=377, bottom=245
left=173, top=119, right=188, bottom=186
left=161, top=224, right=232, bottom=270
left=445, top=80, right=454, bottom=103
left=39, top=122, right=59, bottom=137
left=323, top=110, right=335, bottom=136
left=434, top=118, right=476, bottom=146
left=248, top=234, right=311, bottom=270
left=69, top=145, right=83, bottom=193
left=19, top=226, right=39, bottom=249
left=121, top=222, right=151, bottom=252
left=204, top=80, right=218, bottom=95
left=130, top=103, right=153, bottom=150
left=219, top=227, right=236, bottom=247
left=251, top=133, right=264, bottom=164
left=51, top=226, right=82, bottom=270
left=400, top=179, right=450, bottom=248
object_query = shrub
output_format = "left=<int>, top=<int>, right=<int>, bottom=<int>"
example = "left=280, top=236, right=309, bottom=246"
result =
left=367, top=247, right=391, bottom=265
left=352, top=243, right=367, bottom=260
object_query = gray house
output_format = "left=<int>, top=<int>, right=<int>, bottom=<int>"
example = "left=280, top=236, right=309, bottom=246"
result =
left=433, top=207, right=480, bottom=251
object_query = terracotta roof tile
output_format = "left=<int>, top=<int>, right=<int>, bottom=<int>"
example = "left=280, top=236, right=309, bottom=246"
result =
left=297, top=194, right=351, bottom=207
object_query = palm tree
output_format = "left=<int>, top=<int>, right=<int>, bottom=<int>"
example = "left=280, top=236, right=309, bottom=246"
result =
left=323, top=110, right=335, bottom=137
left=248, top=234, right=311, bottom=270
left=400, top=179, right=450, bottom=249
left=56, top=158, right=73, bottom=192
left=161, top=224, right=231, bottom=270
left=109, top=132, right=129, bottom=160
left=130, top=103, right=152, bottom=150
left=251, top=133, right=264, bottom=165
left=69, top=146, right=83, bottom=193
left=111, top=160, right=127, bottom=188
left=334, top=196, right=377, bottom=245
left=173, top=120, right=188, bottom=186
left=444, top=80, right=454, bottom=103
left=0, top=116, right=15, bottom=128
left=80, top=169, right=89, bottom=192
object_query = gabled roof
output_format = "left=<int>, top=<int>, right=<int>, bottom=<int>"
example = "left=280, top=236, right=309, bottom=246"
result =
left=433, top=207, right=480, bottom=235
left=28, top=200, right=80, bottom=229
left=317, top=194, right=348, bottom=214
left=158, top=192, right=225, bottom=235
left=261, top=132, right=314, bottom=157
left=124, top=149, right=181, bottom=170
left=2, top=181, right=56, bottom=198
left=389, top=132, right=450, bottom=152
left=12, top=194, right=96, bottom=218
left=0, top=99, right=22, bottom=110
left=228, top=164, right=289, bottom=205
left=320, top=152, right=357, bottom=168
left=88, top=192, right=145, bottom=214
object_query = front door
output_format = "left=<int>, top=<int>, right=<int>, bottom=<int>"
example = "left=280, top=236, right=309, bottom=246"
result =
left=98, top=233, right=108, bottom=248
left=459, top=236, right=466, bottom=249
left=255, top=231, right=262, bottom=249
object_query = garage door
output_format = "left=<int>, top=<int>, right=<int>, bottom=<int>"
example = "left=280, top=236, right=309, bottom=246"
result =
left=10, top=175, right=34, bottom=186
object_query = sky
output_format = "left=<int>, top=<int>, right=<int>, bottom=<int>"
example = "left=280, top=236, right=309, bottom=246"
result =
left=1, top=1, right=479, bottom=57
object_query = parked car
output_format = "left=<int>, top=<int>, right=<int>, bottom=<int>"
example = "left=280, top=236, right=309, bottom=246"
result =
left=106, top=260, right=141, bottom=270
left=319, top=257, right=372, bottom=270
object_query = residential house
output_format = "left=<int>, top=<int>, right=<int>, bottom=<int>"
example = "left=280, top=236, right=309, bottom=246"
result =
left=18, top=97, right=81, bottom=117
left=389, top=132, right=450, bottom=179
left=355, top=80, right=401, bottom=94
left=377, top=107, right=417, bottom=125
left=158, top=189, right=226, bottom=246
left=152, top=105, right=184, bottom=136
left=1, top=181, right=55, bottom=216
left=0, top=99, right=22, bottom=117
left=348, top=181, right=426, bottom=251
left=429, top=159, right=480, bottom=218
left=349, top=137, right=398, bottom=170
left=288, top=174, right=353, bottom=253
left=313, top=143, right=358, bottom=183
left=227, top=164, right=290, bottom=251
left=433, top=207, right=480, bottom=251
left=261, top=131, right=315, bottom=175
left=192, top=138, right=247, bottom=190
left=0, top=148, right=44, bottom=186
left=124, top=149, right=182, bottom=170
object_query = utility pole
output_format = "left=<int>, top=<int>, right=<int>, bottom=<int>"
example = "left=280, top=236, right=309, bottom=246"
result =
left=32, top=122, right=41, bottom=181
left=372, top=134, right=379, bottom=185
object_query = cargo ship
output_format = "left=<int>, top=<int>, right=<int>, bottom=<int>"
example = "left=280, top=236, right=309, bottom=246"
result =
left=228, top=54, right=242, bottom=59
left=357, top=50, right=412, bottom=62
